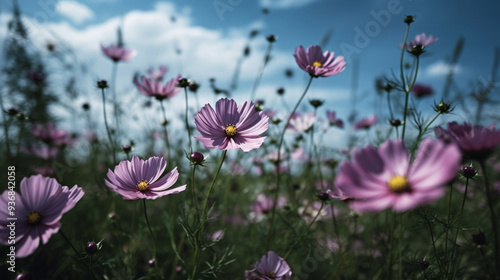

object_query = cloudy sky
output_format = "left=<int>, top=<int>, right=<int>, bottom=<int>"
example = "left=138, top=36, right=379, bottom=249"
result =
left=1, top=0, right=499, bottom=151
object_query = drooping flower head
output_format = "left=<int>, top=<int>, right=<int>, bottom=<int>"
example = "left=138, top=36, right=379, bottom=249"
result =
left=133, top=75, right=181, bottom=101
left=101, top=44, right=137, bottom=62
left=105, top=156, right=186, bottom=200
left=435, top=122, right=500, bottom=161
left=353, top=115, right=378, bottom=130
left=0, top=175, right=84, bottom=258
left=294, top=45, right=346, bottom=78
left=245, top=251, right=292, bottom=280
left=405, top=33, right=438, bottom=56
left=335, top=138, right=461, bottom=212
left=286, top=112, right=316, bottom=133
left=194, top=98, right=269, bottom=152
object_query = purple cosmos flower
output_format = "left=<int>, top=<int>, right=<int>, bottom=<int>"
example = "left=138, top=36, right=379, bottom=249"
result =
left=326, top=110, right=344, bottom=128
left=412, top=83, right=434, bottom=98
left=32, top=123, right=68, bottom=144
left=435, top=122, right=500, bottom=161
left=101, top=44, right=137, bottom=62
left=147, top=65, right=168, bottom=81
left=194, top=98, right=269, bottom=152
left=250, top=194, right=286, bottom=215
left=294, top=45, right=346, bottom=78
left=133, top=75, right=181, bottom=101
left=245, top=251, right=292, bottom=280
left=353, top=115, right=378, bottom=130
left=105, top=156, right=186, bottom=200
left=286, top=112, right=316, bottom=133
left=0, top=175, right=84, bottom=258
left=335, top=138, right=461, bottom=212
left=405, top=33, right=438, bottom=56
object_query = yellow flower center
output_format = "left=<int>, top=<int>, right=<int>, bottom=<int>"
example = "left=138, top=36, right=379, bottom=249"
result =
left=267, top=270, right=275, bottom=277
left=137, top=180, right=149, bottom=192
left=224, top=125, right=237, bottom=137
left=387, top=176, right=409, bottom=193
left=312, top=61, right=322, bottom=67
left=27, top=211, right=42, bottom=225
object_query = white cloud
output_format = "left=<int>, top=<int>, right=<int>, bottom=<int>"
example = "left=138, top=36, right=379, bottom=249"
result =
left=56, top=1, right=95, bottom=24
left=259, top=0, right=318, bottom=9
left=425, top=61, right=463, bottom=77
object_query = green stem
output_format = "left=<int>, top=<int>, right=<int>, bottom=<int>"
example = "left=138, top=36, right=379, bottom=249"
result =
left=410, top=111, right=441, bottom=156
left=250, top=41, right=273, bottom=101
left=268, top=76, right=314, bottom=246
left=59, top=230, right=97, bottom=279
left=191, top=165, right=199, bottom=221
left=444, top=184, right=453, bottom=263
left=101, top=87, right=116, bottom=164
left=283, top=202, right=324, bottom=259
left=401, top=56, right=419, bottom=141
left=184, top=87, right=192, bottom=150
left=192, top=150, right=227, bottom=280
left=143, top=199, right=157, bottom=263
left=159, top=100, right=171, bottom=160
left=479, top=160, right=500, bottom=276
left=399, top=24, right=411, bottom=95
left=448, top=177, right=470, bottom=279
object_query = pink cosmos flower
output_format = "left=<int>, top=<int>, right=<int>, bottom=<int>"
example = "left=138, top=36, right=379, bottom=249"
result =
left=353, top=115, right=378, bottom=130
left=101, top=44, right=137, bottom=62
left=294, top=45, right=346, bottom=78
left=194, top=98, right=269, bottom=152
left=147, top=65, right=168, bottom=81
left=0, top=175, right=84, bottom=258
left=133, top=75, right=181, bottom=101
left=250, top=194, right=286, bottom=215
left=31, top=145, right=58, bottom=160
left=412, top=83, right=434, bottom=98
left=32, top=123, right=68, bottom=144
left=435, top=122, right=500, bottom=161
left=326, top=110, right=344, bottom=128
left=286, top=112, right=316, bottom=133
left=245, top=251, right=292, bottom=280
left=335, top=138, right=461, bottom=212
left=105, top=156, right=186, bottom=200
left=405, top=33, right=438, bottom=55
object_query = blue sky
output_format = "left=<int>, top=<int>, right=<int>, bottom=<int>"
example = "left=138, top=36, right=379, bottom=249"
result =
left=1, top=0, right=499, bottom=149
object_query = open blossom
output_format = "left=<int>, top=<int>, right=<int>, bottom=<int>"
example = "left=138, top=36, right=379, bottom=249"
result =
left=294, top=45, right=346, bottom=78
left=101, top=44, right=137, bottom=62
left=353, top=115, right=377, bottom=130
left=405, top=33, right=438, bottom=55
left=105, top=156, right=186, bottom=200
left=194, top=98, right=269, bottom=152
left=335, top=138, right=461, bottom=212
left=147, top=65, right=168, bottom=80
left=133, top=75, right=181, bottom=101
left=245, top=251, right=292, bottom=280
left=0, top=175, right=84, bottom=258
left=32, top=123, right=68, bottom=144
left=435, top=122, right=500, bottom=161
left=326, top=110, right=344, bottom=128
left=286, top=112, right=316, bottom=133
left=412, top=83, right=434, bottom=98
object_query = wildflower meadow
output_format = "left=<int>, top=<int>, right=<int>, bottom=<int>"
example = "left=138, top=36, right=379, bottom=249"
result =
left=1, top=1, right=500, bottom=279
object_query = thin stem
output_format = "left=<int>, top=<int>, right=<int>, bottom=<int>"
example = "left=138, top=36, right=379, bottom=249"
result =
left=59, top=230, right=98, bottom=279
left=142, top=199, right=158, bottom=262
left=14, top=121, right=24, bottom=164
left=101, top=87, right=116, bottom=164
left=0, top=92, right=12, bottom=160
left=444, top=184, right=453, bottom=263
left=401, top=56, right=420, bottom=141
left=448, top=177, right=470, bottom=279
left=410, top=111, right=441, bottom=156
left=479, top=160, right=500, bottom=276
left=250, top=41, right=273, bottom=101
left=159, top=100, right=171, bottom=160
left=268, top=76, right=314, bottom=246
left=191, top=165, right=199, bottom=221
left=283, top=202, right=324, bottom=259
left=111, top=62, right=120, bottom=131
left=184, top=87, right=192, bottom=150
left=399, top=24, right=411, bottom=94
left=192, top=150, right=227, bottom=280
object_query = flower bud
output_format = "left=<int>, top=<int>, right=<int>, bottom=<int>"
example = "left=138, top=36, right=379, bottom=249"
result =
left=434, top=100, right=454, bottom=114
left=404, top=15, right=415, bottom=24
left=266, top=34, right=277, bottom=43
left=148, top=258, right=156, bottom=267
left=7, top=107, right=18, bottom=116
left=472, top=231, right=487, bottom=246
left=309, top=99, right=324, bottom=108
left=276, top=87, right=285, bottom=95
left=16, top=272, right=32, bottom=280
left=97, top=80, right=109, bottom=89
left=317, top=191, right=330, bottom=202
left=85, top=241, right=98, bottom=255
left=390, top=119, right=402, bottom=127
